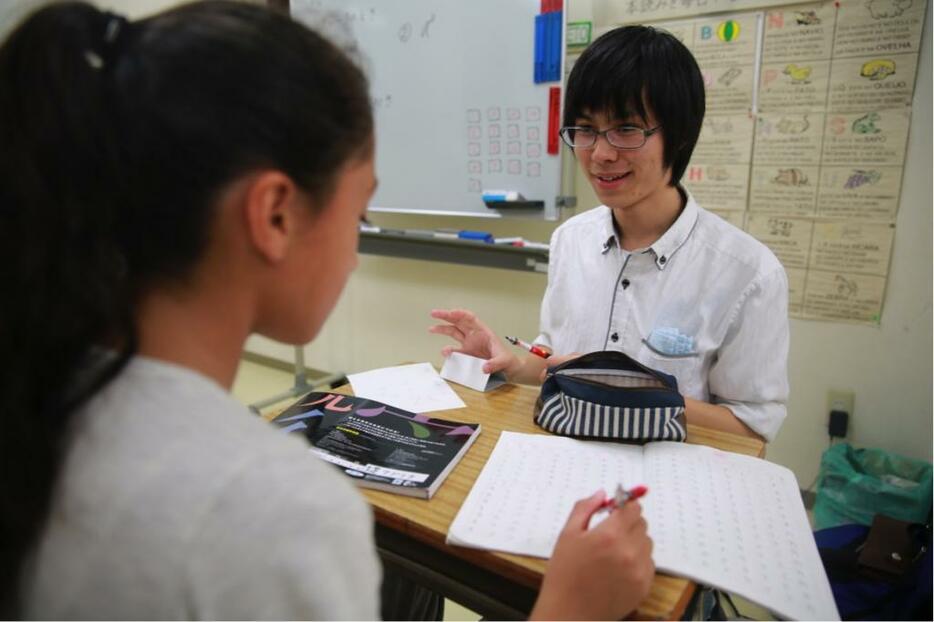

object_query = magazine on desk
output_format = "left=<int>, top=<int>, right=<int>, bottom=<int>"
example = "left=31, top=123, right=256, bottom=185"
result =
left=447, top=432, right=840, bottom=621
left=271, top=391, right=480, bottom=499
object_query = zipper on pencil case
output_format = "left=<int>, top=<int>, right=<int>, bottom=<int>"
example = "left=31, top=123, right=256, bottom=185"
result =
left=551, top=372, right=680, bottom=395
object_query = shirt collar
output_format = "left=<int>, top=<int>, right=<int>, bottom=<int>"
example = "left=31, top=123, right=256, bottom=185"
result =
left=647, top=188, right=698, bottom=270
left=598, top=206, right=617, bottom=254
left=597, top=187, right=699, bottom=271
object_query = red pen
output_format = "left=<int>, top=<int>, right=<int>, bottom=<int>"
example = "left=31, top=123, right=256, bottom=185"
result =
left=597, top=484, right=649, bottom=513
left=505, top=336, right=551, bottom=359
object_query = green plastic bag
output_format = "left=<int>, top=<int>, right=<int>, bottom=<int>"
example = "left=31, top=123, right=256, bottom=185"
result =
left=814, top=443, right=933, bottom=530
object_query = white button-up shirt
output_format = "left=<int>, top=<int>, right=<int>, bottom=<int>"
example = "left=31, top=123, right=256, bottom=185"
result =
left=535, top=191, right=789, bottom=441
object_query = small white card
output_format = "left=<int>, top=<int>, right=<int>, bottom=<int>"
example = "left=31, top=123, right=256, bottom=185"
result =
left=348, top=362, right=466, bottom=413
left=440, top=352, right=507, bottom=393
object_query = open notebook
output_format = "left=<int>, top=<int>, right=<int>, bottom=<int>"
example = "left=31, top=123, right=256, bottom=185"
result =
left=447, top=432, right=839, bottom=621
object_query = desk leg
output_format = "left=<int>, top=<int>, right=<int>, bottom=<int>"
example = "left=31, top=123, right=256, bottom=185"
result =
left=248, top=345, right=346, bottom=413
left=375, top=524, right=537, bottom=621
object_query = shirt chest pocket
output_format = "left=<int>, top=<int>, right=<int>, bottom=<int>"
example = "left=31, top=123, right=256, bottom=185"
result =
left=637, top=327, right=703, bottom=395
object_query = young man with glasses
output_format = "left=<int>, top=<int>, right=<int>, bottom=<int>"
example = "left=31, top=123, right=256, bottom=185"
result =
left=432, top=26, right=789, bottom=443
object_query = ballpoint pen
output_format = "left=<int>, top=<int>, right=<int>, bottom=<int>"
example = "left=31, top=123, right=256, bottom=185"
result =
left=596, top=484, right=649, bottom=513
left=504, top=336, right=551, bottom=359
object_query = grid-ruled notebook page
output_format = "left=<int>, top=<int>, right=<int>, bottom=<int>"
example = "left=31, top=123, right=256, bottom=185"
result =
left=447, top=432, right=644, bottom=558
left=643, top=442, right=839, bottom=621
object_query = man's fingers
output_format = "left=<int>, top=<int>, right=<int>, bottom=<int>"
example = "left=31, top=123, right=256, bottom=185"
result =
left=430, top=308, right=476, bottom=325
left=441, top=345, right=465, bottom=358
left=427, top=324, right=467, bottom=343
left=481, top=353, right=514, bottom=374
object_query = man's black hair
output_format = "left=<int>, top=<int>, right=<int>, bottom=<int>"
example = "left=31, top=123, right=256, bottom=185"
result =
left=564, top=25, right=705, bottom=185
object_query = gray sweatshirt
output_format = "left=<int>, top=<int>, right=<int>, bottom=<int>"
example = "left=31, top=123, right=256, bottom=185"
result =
left=23, top=356, right=381, bottom=620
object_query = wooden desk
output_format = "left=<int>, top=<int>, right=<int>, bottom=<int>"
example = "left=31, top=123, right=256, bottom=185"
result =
left=329, top=382, right=764, bottom=620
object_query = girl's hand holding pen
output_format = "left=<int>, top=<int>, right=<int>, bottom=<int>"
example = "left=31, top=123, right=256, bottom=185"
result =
left=531, top=490, right=655, bottom=621
left=596, top=484, right=649, bottom=513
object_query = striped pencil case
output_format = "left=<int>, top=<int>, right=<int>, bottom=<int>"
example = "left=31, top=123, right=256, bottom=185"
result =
left=533, top=350, right=686, bottom=442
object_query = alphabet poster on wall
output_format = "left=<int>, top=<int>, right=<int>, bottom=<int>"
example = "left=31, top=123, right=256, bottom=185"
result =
left=598, top=0, right=927, bottom=324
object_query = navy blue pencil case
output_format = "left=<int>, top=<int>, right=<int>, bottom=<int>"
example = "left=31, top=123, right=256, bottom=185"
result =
left=534, top=350, right=687, bottom=442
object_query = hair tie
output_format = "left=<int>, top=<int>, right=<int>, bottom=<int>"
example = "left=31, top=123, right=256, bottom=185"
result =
left=85, top=12, right=130, bottom=71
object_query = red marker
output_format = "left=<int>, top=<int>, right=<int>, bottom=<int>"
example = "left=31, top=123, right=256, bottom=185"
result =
left=547, top=87, right=561, bottom=154
left=597, top=484, right=649, bottom=512
left=505, top=336, right=551, bottom=359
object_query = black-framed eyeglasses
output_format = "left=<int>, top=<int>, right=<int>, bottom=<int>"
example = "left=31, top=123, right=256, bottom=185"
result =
left=559, top=125, right=661, bottom=150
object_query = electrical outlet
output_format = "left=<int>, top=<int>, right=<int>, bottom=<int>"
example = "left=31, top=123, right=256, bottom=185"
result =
left=827, top=390, right=854, bottom=416
left=827, top=390, right=854, bottom=438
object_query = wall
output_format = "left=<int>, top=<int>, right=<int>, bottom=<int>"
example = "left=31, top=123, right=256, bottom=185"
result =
left=250, top=3, right=932, bottom=487
left=772, top=17, right=932, bottom=475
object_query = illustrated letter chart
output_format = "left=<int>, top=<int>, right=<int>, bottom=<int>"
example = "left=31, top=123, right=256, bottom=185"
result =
left=604, top=0, right=926, bottom=324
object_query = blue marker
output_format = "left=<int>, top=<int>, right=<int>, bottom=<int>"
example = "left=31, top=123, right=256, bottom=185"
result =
left=482, top=190, right=523, bottom=202
left=534, top=14, right=545, bottom=83
left=548, top=12, right=563, bottom=81
left=458, top=230, right=494, bottom=243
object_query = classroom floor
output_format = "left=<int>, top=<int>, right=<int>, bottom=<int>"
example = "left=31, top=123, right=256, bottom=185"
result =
left=232, top=357, right=776, bottom=622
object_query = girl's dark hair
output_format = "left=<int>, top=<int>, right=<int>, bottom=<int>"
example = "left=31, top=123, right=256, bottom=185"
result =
left=563, top=25, right=705, bottom=185
left=0, top=1, right=372, bottom=612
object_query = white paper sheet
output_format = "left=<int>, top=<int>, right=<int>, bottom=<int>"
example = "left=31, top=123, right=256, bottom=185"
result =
left=448, top=432, right=840, bottom=621
left=439, top=352, right=507, bottom=392
left=347, top=362, right=466, bottom=413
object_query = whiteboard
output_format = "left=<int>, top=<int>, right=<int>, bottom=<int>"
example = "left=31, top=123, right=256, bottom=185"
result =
left=292, top=0, right=566, bottom=219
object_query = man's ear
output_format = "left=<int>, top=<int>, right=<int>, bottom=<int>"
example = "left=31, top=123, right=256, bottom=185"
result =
left=242, top=171, right=300, bottom=263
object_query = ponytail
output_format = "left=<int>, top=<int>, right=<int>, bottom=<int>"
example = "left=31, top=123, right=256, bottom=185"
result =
left=0, top=3, right=138, bottom=612
left=0, top=1, right=372, bottom=613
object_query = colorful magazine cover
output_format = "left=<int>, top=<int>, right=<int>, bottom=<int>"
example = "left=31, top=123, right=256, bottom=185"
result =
left=271, top=391, right=481, bottom=499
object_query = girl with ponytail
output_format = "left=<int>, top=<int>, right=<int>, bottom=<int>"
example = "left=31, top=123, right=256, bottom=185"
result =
left=0, top=1, right=653, bottom=619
